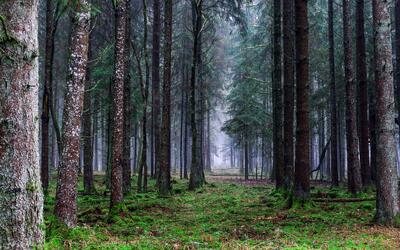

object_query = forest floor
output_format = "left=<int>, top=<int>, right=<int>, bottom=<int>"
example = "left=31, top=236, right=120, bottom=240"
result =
left=44, top=175, right=400, bottom=249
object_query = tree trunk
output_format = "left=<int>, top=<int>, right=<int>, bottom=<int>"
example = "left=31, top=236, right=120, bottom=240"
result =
left=122, top=4, right=132, bottom=195
left=373, top=0, right=400, bottom=226
left=283, top=0, right=295, bottom=192
left=0, top=0, right=44, bottom=247
left=54, top=0, right=90, bottom=227
left=152, top=0, right=161, bottom=183
left=159, top=0, right=173, bottom=195
left=189, top=0, right=205, bottom=190
left=273, top=0, right=284, bottom=189
left=82, top=29, right=95, bottom=194
left=294, top=0, right=310, bottom=200
left=356, top=0, right=371, bottom=186
left=328, top=0, right=339, bottom=187
left=343, top=0, right=362, bottom=195
left=110, top=0, right=127, bottom=209
left=41, top=0, right=58, bottom=193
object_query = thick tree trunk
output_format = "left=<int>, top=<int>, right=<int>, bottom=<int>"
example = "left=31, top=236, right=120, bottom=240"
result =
left=294, top=0, right=310, bottom=200
left=283, top=0, right=295, bottom=192
left=0, top=0, right=44, bottom=247
left=189, top=0, right=205, bottom=190
left=110, top=0, right=127, bottom=209
left=152, top=0, right=161, bottom=182
left=159, top=0, right=173, bottom=195
left=82, top=32, right=95, bottom=195
left=54, top=0, right=90, bottom=227
left=356, top=0, right=371, bottom=186
left=328, top=0, right=339, bottom=187
left=343, top=0, right=362, bottom=194
left=373, top=0, right=400, bottom=226
left=273, top=0, right=284, bottom=189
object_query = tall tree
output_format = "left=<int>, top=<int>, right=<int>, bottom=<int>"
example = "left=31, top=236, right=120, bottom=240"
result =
left=294, top=0, right=310, bottom=200
left=273, top=0, right=284, bottom=189
left=355, top=0, right=371, bottom=186
left=110, top=0, right=127, bottom=209
left=328, top=0, right=339, bottom=186
left=82, top=26, right=95, bottom=194
left=189, top=0, right=206, bottom=190
left=0, top=0, right=44, bottom=247
left=373, top=0, right=400, bottom=226
left=152, top=0, right=161, bottom=182
left=122, top=2, right=132, bottom=195
left=283, top=0, right=295, bottom=192
left=54, top=0, right=91, bottom=227
left=137, top=0, right=150, bottom=192
left=159, top=0, right=173, bottom=195
left=343, top=0, right=362, bottom=194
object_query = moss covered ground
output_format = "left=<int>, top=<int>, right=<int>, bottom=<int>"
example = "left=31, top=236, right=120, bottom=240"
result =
left=44, top=175, right=400, bottom=249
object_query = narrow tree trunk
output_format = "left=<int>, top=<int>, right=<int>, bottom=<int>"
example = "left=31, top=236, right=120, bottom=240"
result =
left=283, top=0, right=295, bottom=192
left=245, top=138, right=249, bottom=180
left=41, top=0, right=57, bottom=193
left=55, top=0, right=90, bottom=227
left=294, top=0, right=310, bottom=200
left=139, top=0, right=150, bottom=193
left=189, top=0, right=205, bottom=190
left=273, top=0, right=284, bottom=189
left=110, top=0, right=127, bottom=209
left=373, top=0, right=400, bottom=226
left=159, top=0, right=173, bottom=195
left=0, top=0, right=43, bottom=246
left=152, top=0, right=161, bottom=183
left=122, top=5, right=132, bottom=195
left=356, top=0, right=371, bottom=186
left=82, top=30, right=95, bottom=194
left=328, top=0, right=339, bottom=187
left=343, top=0, right=362, bottom=195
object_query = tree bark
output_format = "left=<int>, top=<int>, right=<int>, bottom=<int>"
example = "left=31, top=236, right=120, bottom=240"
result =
left=82, top=27, right=95, bottom=194
left=0, top=0, right=44, bottom=247
left=54, top=0, right=90, bottom=227
left=110, top=0, right=127, bottom=209
left=159, top=0, right=173, bottom=195
left=189, top=0, right=205, bottom=190
left=283, top=0, right=295, bottom=192
left=294, top=0, right=310, bottom=200
left=152, top=0, right=161, bottom=184
left=373, top=0, right=400, bottom=226
left=343, top=0, right=362, bottom=195
left=122, top=3, right=132, bottom=195
left=328, top=0, right=339, bottom=187
left=356, top=0, right=371, bottom=186
left=273, top=0, right=284, bottom=189
left=41, top=0, right=57, bottom=193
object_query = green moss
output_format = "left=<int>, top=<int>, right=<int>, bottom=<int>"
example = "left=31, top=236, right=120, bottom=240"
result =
left=42, top=176, right=397, bottom=249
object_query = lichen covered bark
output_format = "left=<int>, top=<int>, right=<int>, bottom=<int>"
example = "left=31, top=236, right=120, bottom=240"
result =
left=110, top=0, right=127, bottom=208
left=0, top=0, right=44, bottom=247
left=373, top=0, right=400, bottom=226
left=54, top=0, right=91, bottom=227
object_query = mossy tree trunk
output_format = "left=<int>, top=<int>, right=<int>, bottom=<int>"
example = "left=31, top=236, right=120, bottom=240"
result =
left=54, top=0, right=91, bottom=227
left=0, top=0, right=43, bottom=247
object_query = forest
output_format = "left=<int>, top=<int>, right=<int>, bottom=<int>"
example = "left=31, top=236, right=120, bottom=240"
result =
left=0, top=0, right=400, bottom=249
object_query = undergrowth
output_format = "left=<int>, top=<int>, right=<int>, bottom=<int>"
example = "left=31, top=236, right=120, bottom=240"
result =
left=43, top=176, right=399, bottom=249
